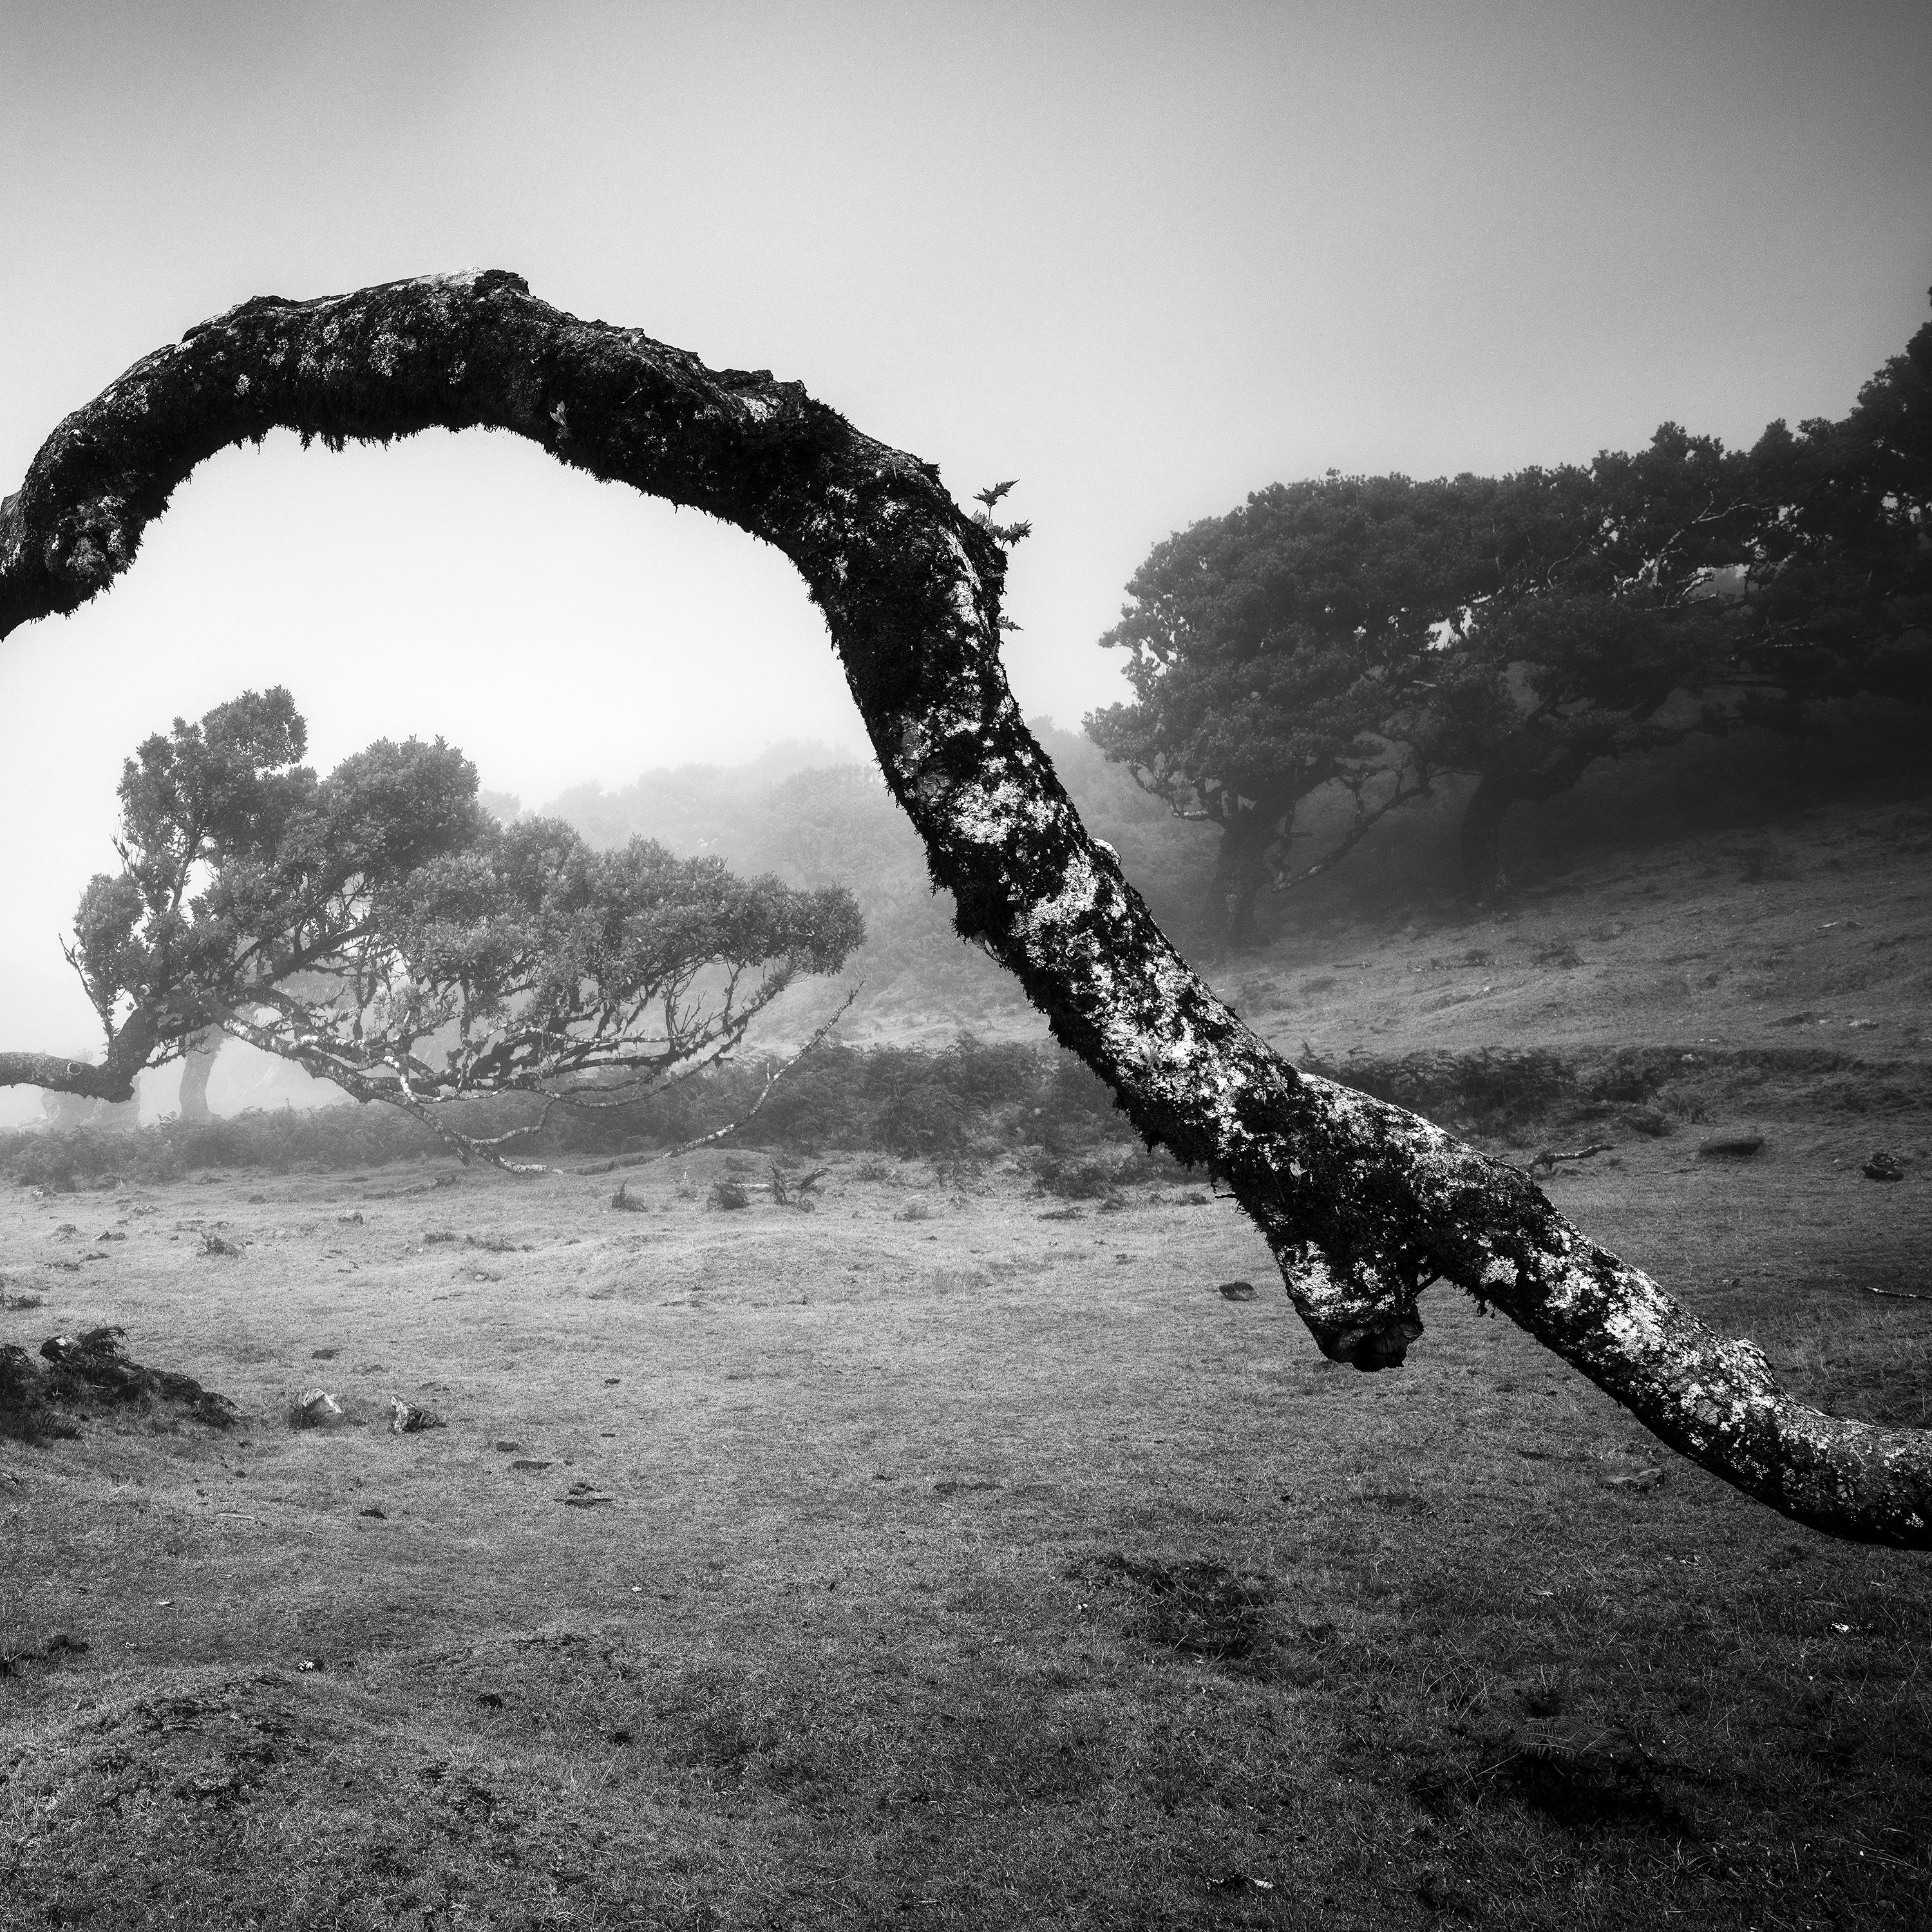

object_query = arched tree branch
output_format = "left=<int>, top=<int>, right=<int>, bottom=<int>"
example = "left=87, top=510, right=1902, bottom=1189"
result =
left=2, top=270, right=1926, bottom=1546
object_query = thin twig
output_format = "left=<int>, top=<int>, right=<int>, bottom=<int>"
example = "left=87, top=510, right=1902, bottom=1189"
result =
left=569, top=988, right=859, bottom=1175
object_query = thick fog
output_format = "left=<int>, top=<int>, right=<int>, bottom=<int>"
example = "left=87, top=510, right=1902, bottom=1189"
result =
left=3, top=1, right=1928, bottom=1116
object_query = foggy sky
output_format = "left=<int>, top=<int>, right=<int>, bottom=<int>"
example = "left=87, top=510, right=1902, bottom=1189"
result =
left=2, top=0, right=1928, bottom=1093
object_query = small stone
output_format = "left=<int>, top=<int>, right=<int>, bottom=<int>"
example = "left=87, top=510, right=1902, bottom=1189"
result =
left=509, top=1457, right=553, bottom=1472
left=1697, top=1133, right=1763, bottom=1159
left=1863, top=1156, right=1904, bottom=1182
left=389, top=1397, right=444, bottom=1435
left=1218, top=1281, right=1258, bottom=1302
left=1606, top=1468, right=1662, bottom=1490
left=493, top=1438, right=525, bottom=1452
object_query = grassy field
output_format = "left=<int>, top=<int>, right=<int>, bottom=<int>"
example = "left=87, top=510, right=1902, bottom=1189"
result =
left=2, top=1095, right=1927, bottom=1928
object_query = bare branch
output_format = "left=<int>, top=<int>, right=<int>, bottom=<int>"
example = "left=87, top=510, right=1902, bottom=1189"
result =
left=4, top=273, right=1926, bottom=1544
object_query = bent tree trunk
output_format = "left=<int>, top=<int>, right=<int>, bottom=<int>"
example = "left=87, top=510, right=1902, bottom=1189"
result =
left=1, top=272, right=1926, bottom=1546
left=1459, top=748, right=1598, bottom=902
left=176, top=1031, right=222, bottom=1125
left=1200, top=805, right=1282, bottom=954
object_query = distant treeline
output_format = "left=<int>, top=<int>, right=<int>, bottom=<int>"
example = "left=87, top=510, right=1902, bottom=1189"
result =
left=502, top=697, right=1927, bottom=1041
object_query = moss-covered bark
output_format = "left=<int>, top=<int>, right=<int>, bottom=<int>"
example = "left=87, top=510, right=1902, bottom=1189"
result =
left=2, top=271, right=1926, bottom=1545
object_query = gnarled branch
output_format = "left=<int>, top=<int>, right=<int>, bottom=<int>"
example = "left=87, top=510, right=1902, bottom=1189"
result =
left=2, top=270, right=1926, bottom=1545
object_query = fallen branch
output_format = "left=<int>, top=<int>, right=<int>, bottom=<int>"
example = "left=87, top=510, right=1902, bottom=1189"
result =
left=4, top=274, right=1927, bottom=1545
left=1526, top=1142, right=1615, bottom=1177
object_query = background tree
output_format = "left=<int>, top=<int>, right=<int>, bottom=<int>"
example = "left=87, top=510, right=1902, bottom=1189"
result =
left=0, top=689, right=864, bottom=1166
left=1086, top=474, right=1482, bottom=950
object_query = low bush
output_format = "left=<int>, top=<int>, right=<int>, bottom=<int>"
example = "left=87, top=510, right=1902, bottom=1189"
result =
left=0, top=1036, right=1168, bottom=1185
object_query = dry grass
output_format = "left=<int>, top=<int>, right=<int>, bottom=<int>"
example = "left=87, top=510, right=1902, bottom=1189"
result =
left=1224, top=797, right=1932, bottom=1071
left=1, top=1115, right=1927, bottom=1929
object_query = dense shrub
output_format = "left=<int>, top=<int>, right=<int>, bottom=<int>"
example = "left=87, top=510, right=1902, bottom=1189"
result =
left=0, top=1036, right=1164, bottom=1184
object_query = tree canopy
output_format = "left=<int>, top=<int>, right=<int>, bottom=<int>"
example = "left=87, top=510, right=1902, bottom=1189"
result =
left=1092, top=294, right=1932, bottom=913
left=9, top=688, right=864, bottom=1164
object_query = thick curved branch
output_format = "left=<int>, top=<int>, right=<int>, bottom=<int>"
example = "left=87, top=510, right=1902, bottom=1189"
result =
left=3, top=271, right=1926, bottom=1546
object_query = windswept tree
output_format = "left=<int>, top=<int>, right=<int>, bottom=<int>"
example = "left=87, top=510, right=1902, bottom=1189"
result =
left=1086, top=474, right=1483, bottom=950
left=1, top=689, right=864, bottom=1166
left=2, top=271, right=1926, bottom=1543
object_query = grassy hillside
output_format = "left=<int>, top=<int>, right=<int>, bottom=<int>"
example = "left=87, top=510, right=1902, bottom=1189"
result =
left=2, top=728, right=1927, bottom=1930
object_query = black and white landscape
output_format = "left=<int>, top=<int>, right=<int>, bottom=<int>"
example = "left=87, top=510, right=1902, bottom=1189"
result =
left=2, top=6, right=1929, bottom=1927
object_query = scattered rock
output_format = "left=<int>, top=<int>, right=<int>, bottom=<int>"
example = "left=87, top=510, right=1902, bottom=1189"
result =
left=1217, top=1281, right=1259, bottom=1302
left=310, top=1347, right=339, bottom=1360
left=358, top=1506, right=386, bottom=1519
left=709, top=1179, right=750, bottom=1211
left=0, top=1291, right=44, bottom=1311
left=291, top=1390, right=342, bottom=1428
left=337, top=1211, right=364, bottom=1224
left=1605, top=1467, right=1663, bottom=1491
left=1623, top=1108, right=1672, bottom=1138
left=562, top=1481, right=614, bottom=1507
left=389, top=1397, right=444, bottom=1435
left=493, top=1437, right=525, bottom=1452
left=43, top=1631, right=88, bottom=1656
left=95, top=1231, right=125, bottom=1243
left=202, top=1231, right=243, bottom=1257
left=1863, top=1153, right=1904, bottom=1182
left=1697, top=1133, right=1764, bottom=1159
left=509, top=1457, right=554, bottom=1472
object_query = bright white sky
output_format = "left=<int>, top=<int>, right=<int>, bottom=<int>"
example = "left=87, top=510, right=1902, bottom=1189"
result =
left=1, top=0, right=1929, bottom=1092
